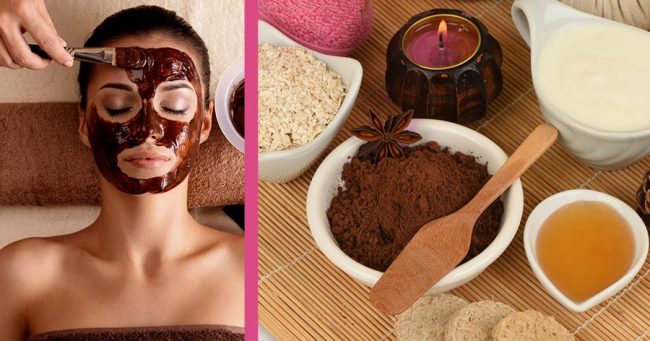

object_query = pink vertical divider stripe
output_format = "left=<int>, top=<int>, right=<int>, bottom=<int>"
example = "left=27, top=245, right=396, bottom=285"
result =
left=243, top=0, right=259, bottom=339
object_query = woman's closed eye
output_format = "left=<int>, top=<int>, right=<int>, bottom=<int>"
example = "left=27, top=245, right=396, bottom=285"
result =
left=106, top=107, right=134, bottom=116
left=161, top=106, right=188, bottom=115
left=153, top=82, right=197, bottom=122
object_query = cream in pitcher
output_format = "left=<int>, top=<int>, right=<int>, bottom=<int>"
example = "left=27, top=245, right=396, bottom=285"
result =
left=537, top=23, right=650, bottom=133
left=512, top=0, right=650, bottom=170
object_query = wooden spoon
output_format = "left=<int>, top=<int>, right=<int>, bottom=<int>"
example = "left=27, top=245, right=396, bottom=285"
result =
left=369, top=124, right=558, bottom=315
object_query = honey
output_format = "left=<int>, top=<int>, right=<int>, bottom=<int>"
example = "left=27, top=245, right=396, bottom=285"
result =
left=536, top=201, right=635, bottom=302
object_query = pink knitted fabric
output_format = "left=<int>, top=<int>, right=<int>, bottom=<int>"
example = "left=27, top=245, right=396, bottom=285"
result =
left=260, top=0, right=373, bottom=56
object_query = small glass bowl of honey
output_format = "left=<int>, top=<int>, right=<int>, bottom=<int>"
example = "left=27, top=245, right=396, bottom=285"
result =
left=524, top=189, right=648, bottom=312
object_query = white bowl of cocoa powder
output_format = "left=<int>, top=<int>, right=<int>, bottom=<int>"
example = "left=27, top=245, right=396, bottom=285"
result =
left=307, top=119, right=524, bottom=294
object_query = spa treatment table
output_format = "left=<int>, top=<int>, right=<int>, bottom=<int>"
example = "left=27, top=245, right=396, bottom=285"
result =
left=258, top=0, right=650, bottom=339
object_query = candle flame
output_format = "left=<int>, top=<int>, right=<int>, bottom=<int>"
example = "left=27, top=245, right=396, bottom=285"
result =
left=439, top=19, right=448, bottom=39
left=438, top=19, right=448, bottom=49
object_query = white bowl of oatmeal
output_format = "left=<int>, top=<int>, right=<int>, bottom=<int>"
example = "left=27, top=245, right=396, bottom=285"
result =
left=258, top=21, right=363, bottom=183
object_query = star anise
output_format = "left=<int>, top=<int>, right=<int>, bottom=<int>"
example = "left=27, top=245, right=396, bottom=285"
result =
left=636, top=169, right=650, bottom=228
left=352, top=109, right=422, bottom=162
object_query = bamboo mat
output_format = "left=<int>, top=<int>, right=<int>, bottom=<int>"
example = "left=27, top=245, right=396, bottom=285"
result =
left=258, top=1, right=650, bottom=340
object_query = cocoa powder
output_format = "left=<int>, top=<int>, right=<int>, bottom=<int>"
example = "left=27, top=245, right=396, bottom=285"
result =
left=327, top=141, right=504, bottom=272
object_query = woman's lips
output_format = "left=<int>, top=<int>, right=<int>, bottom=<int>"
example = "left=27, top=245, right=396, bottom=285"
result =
left=116, top=145, right=177, bottom=179
left=123, top=151, right=171, bottom=169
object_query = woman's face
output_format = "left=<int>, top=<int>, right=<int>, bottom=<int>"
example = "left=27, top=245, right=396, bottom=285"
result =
left=80, top=34, right=212, bottom=194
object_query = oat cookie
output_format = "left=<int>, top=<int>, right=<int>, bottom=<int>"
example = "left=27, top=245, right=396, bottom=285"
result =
left=444, top=300, right=515, bottom=341
left=395, top=294, right=468, bottom=341
left=492, top=310, right=574, bottom=341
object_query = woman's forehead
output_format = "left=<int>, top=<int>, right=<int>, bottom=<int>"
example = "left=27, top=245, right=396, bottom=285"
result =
left=88, top=64, right=197, bottom=95
left=107, top=33, right=201, bottom=65
left=87, top=33, right=205, bottom=93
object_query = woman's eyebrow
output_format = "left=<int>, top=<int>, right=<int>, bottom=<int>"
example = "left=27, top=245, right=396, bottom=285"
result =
left=100, top=83, right=135, bottom=91
left=159, top=83, right=192, bottom=92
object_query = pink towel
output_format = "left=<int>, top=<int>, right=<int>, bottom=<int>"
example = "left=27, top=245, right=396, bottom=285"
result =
left=260, top=0, right=373, bottom=56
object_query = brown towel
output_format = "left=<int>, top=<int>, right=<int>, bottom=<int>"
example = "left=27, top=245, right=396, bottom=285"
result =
left=0, top=103, right=243, bottom=207
left=28, top=325, right=244, bottom=341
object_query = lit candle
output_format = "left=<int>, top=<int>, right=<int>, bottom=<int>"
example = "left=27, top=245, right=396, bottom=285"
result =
left=404, top=15, right=480, bottom=69
left=386, top=9, right=502, bottom=124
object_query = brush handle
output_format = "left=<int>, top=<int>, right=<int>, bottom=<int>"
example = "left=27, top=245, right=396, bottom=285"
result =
left=29, top=44, right=73, bottom=59
left=29, top=44, right=51, bottom=59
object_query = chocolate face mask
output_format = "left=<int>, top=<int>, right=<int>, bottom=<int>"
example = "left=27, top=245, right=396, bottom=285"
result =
left=87, top=47, right=204, bottom=194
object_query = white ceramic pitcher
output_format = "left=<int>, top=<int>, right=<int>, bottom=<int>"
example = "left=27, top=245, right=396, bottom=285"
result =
left=512, top=0, right=650, bottom=170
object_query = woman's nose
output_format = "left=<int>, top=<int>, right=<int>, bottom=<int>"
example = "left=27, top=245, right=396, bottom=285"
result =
left=143, top=99, right=164, bottom=140
left=147, top=122, right=164, bottom=140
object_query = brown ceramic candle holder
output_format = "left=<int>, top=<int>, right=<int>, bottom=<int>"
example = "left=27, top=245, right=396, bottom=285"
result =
left=386, top=9, right=503, bottom=124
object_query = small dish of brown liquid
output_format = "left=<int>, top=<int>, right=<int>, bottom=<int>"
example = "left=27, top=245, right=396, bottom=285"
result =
left=230, top=80, right=245, bottom=138
left=536, top=201, right=635, bottom=302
